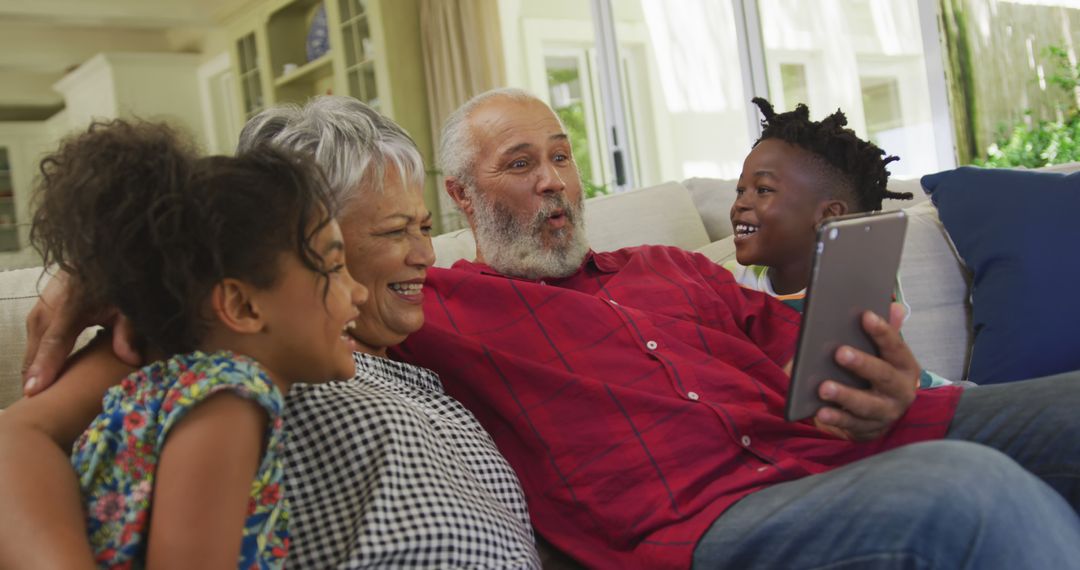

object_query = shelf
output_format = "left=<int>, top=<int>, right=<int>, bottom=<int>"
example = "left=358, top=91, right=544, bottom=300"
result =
left=273, top=52, right=333, bottom=87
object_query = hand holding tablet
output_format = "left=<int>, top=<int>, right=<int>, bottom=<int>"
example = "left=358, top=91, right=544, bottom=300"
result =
left=785, top=211, right=909, bottom=423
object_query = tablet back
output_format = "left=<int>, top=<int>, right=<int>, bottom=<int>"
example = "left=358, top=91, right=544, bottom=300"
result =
left=785, top=211, right=908, bottom=422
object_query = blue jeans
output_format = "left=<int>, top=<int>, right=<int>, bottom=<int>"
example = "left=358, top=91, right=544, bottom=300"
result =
left=692, top=371, right=1080, bottom=569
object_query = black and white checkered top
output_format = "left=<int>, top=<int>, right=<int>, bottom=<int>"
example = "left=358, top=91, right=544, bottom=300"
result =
left=283, top=353, right=540, bottom=569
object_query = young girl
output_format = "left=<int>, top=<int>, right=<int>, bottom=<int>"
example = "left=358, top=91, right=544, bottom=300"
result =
left=726, top=98, right=951, bottom=388
left=30, top=119, right=367, bottom=568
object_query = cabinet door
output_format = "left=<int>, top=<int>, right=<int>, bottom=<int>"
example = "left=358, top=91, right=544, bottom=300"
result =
left=233, top=24, right=273, bottom=119
left=267, top=0, right=338, bottom=104
left=336, top=0, right=381, bottom=110
left=0, top=147, right=20, bottom=252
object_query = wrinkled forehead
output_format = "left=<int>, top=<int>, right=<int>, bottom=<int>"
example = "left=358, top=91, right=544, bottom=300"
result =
left=338, top=177, right=428, bottom=243
left=470, top=98, right=566, bottom=153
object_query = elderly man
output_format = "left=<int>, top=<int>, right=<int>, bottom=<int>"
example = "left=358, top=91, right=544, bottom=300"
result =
left=388, top=88, right=1080, bottom=569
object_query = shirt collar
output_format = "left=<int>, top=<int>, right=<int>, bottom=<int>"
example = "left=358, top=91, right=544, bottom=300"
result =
left=587, top=249, right=622, bottom=274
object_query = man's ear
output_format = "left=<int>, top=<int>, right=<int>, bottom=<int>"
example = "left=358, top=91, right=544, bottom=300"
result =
left=444, top=177, right=473, bottom=216
left=209, top=279, right=265, bottom=334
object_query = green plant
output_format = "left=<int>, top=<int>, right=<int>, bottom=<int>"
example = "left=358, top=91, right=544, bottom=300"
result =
left=979, top=113, right=1080, bottom=167
left=977, top=45, right=1080, bottom=168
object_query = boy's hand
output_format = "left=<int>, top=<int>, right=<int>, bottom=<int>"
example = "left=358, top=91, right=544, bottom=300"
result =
left=21, top=270, right=141, bottom=396
left=813, top=303, right=919, bottom=441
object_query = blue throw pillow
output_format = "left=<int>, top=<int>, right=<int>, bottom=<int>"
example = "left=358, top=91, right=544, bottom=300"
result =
left=922, top=166, right=1080, bottom=384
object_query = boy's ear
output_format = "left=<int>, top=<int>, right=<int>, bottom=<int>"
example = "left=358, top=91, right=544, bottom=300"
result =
left=816, top=199, right=849, bottom=226
left=209, top=279, right=265, bottom=334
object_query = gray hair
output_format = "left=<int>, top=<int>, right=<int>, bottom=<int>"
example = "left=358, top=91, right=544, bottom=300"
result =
left=438, top=87, right=547, bottom=184
left=237, top=96, right=425, bottom=211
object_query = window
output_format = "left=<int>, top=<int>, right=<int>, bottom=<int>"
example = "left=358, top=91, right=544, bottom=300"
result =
left=754, top=0, right=941, bottom=177
left=545, top=53, right=607, bottom=197
left=780, top=63, right=810, bottom=111
left=614, top=0, right=753, bottom=182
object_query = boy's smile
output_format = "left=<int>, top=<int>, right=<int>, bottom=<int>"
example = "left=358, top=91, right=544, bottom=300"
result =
left=733, top=222, right=759, bottom=240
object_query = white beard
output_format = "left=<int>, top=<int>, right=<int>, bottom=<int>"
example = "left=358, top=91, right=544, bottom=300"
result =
left=467, top=186, right=590, bottom=280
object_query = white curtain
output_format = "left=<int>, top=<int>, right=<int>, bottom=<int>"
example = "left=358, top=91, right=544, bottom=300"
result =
left=420, top=0, right=506, bottom=231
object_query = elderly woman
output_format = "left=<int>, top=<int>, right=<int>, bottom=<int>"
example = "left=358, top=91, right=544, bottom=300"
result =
left=0, top=97, right=541, bottom=569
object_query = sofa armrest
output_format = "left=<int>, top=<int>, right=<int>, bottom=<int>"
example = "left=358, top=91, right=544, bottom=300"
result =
left=694, top=238, right=736, bottom=265
left=0, top=267, right=102, bottom=409
left=0, top=268, right=51, bottom=409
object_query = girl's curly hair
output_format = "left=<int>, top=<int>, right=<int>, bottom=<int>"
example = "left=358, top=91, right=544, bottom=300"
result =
left=751, top=97, right=911, bottom=212
left=30, top=119, right=338, bottom=355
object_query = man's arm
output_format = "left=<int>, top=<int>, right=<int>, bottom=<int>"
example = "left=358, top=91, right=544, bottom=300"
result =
left=814, top=303, right=920, bottom=441
left=0, top=337, right=134, bottom=569
left=21, top=270, right=140, bottom=395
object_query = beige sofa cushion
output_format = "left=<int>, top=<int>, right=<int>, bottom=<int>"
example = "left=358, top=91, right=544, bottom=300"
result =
left=432, top=181, right=710, bottom=268
left=583, top=181, right=710, bottom=252
left=0, top=268, right=101, bottom=410
left=0, top=268, right=51, bottom=408
left=684, top=177, right=737, bottom=243
left=896, top=201, right=971, bottom=381
left=694, top=238, right=736, bottom=265
left=684, top=175, right=932, bottom=245
left=432, top=228, right=477, bottom=269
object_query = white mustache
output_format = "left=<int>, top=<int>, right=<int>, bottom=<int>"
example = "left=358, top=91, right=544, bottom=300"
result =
left=533, top=196, right=575, bottom=226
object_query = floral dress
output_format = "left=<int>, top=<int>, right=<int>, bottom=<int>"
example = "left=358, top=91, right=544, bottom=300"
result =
left=70, top=350, right=289, bottom=570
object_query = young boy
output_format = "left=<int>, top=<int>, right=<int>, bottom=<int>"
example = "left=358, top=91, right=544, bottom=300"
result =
left=726, top=97, right=911, bottom=308
left=726, top=97, right=949, bottom=388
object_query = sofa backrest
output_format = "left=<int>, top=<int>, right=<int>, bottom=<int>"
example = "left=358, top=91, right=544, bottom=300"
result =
left=433, top=181, right=710, bottom=268
left=683, top=175, right=932, bottom=243
left=690, top=199, right=971, bottom=382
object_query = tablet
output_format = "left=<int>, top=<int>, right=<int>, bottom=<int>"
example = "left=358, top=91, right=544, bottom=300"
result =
left=785, top=210, right=908, bottom=422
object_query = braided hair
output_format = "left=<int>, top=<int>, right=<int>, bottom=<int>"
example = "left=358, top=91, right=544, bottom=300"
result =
left=751, top=97, right=911, bottom=212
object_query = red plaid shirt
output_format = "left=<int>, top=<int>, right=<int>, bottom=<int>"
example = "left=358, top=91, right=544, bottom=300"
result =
left=392, top=246, right=962, bottom=569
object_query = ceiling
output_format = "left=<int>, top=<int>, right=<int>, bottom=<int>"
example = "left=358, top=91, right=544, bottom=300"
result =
left=0, top=0, right=251, bottom=120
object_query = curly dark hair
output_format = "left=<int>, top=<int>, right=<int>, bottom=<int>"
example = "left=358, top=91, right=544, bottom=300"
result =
left=30, top=119, right=338, bottom=355
left=751, top=97, right=911, bottom=212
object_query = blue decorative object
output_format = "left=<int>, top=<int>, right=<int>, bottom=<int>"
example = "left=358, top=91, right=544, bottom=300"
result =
left=306, top=3, right=330, bottom=62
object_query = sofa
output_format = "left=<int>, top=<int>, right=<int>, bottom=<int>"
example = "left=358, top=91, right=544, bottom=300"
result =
left=428, top=173, right=964, bottom=383
left=1, top=162, right=1078, bottom=410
